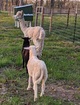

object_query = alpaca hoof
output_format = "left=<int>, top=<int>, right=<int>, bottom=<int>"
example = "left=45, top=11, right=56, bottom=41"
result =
left=40, top=94, right=42, bottom=97
left=40, top=93, right=44, bottom=97
left=34, top=97, right=37, bottom=102
left=27, top=87, right=31, bottom=90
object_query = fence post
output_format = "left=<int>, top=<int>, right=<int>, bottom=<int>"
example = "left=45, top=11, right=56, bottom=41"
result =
left=0, top=0, right=3, bottom=11
left=73, top=4, right=77, bottom=43
left=49, top=8, right=53, bottom=33
left=49, top=0, right=54, bottom=33
left=41, top=7, right=44, bottom=27
left=66, top=8, right=70, bottom=28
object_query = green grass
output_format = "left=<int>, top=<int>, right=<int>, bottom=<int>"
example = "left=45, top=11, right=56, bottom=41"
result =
left=0, top=11, right=80, bottom=105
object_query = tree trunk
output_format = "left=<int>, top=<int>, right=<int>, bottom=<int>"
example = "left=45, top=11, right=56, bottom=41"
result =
left=0, top=0, right=3, bottom=11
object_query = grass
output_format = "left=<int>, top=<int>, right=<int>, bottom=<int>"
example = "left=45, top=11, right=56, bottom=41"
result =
left=0, top=11, right=80, bottom=105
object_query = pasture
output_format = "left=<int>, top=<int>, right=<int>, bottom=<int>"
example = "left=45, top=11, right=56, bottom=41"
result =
left=0, top=12, right=80, bottom=105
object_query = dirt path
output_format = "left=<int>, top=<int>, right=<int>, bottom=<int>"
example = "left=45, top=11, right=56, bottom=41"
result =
left=0, top=81, right=80, bottom=104
left=45, top=82, right=80, bottom=105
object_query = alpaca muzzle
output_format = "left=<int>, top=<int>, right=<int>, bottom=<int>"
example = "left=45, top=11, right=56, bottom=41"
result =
left=14, top=15, right=23, bottom=21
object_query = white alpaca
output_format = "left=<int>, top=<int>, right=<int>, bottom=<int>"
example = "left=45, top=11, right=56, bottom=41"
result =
left=25, top=45, right=48, bottom=101
left=14, top=11, right=45, bottom=58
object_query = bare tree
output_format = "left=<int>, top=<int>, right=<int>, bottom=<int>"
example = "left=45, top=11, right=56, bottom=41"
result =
left=19, top=0, right=24, bottom=5
left=0, top=0, right=3, bottom=11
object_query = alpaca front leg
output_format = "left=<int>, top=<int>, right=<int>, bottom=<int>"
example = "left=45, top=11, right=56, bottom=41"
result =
left=34, top=82, right=38, bottom=101
left=15, top=20, right=17, bottom=27
left=27, top=76, right=32, bottom=90
left=15, top=20, right=19, bottom=28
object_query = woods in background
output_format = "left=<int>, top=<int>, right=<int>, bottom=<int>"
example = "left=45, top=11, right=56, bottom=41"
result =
left=0, top=0, right=80, bottom=12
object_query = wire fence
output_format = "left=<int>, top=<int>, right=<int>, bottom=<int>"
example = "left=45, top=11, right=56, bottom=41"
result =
left=0, top=0, right=80, bottom=42
left=42, top=13, right=80, bottom=41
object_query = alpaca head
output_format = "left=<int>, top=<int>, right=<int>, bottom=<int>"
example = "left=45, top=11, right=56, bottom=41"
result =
left=15, top=10, right=23, bottom=21
left=24, top=45, right=37, bottom=57
left=29, top=46, right=37, bottom=57
left=22, top=37, right=30, bottom=47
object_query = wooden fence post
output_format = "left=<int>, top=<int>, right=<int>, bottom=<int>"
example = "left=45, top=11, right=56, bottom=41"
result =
left=66, top=8, right=70, bottom=28
left=0, top=0, right=3, bottom=11
left=35, top=6, right=39, bottom=26
left=41, top=7, right=44, bottom=27
left=49, top=8, right=53, bottom=33
left=49, top=0, right=54, bottom=33
left=73, top=4, right=78, bottom=43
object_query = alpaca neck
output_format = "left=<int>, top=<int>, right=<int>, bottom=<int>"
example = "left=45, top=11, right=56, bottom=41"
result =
left=19, top=18, right=26, bottom=33
left=30, top=51, right=37, bottom=59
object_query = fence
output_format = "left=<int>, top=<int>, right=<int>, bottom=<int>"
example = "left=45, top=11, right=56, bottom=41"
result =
left=42, top=7, right=80, bottom=43
left=0, top=0, right=80, bottom=42
left=34, top=2, right=80, bottom=42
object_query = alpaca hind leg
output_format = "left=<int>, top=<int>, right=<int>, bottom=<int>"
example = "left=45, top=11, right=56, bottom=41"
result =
left=22, top=58, right=24, bottom=68
left=27, top=76, right=32, bottom=90
left=34, top=82, right=38, bottom=101
left=40, top=71, right=48, bottom=97
left=40, top=79, right=45, bottom=97
left=26, top=66, right=28, bottom=74
left=32, top=73, right=35, bottom=90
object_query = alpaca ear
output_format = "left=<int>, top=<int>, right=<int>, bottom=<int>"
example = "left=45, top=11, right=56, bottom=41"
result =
left=21, top=37, right=31, bottom=40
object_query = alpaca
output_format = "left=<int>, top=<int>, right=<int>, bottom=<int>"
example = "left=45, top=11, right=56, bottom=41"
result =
left=25, top=45, right=48, bottom=101
left=14, top=10, right=45, bottom=58
left=22, top=37, right=30, bottom=73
